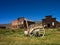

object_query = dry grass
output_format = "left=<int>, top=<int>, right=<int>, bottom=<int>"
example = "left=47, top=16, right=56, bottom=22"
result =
left=0, top=29, right=60, bottom=45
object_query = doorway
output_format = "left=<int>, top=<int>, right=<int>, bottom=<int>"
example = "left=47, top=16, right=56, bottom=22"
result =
left=47, top=24, right=50, bottom=28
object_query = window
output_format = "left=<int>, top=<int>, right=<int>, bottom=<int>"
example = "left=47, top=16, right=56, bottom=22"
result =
left=18, top=21, right=23, bottom=25
left=52, top=22, right=54, bottom=26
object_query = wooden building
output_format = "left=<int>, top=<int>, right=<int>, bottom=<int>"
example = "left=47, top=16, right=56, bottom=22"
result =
left=12, top=20, right=18, bottom=29
left=42, top=15, right=60, bottom=28
left=12, top=17, right=35, bottom=29
left=0, top=24, right=11, bottom=29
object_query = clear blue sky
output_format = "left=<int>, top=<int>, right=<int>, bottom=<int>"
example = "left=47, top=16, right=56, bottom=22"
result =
left=0, top=0, right=60, bottom=24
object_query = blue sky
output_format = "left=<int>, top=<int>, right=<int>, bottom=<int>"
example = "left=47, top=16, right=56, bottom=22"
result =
left=0, top=0, right=60, bottom=24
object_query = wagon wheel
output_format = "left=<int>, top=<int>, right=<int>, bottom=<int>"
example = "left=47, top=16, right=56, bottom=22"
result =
left=28, top=25, right=45, bottom=37
left=24, top=24, right=45, bottom=37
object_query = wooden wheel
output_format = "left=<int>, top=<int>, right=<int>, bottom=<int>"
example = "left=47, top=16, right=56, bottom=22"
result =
left=24, top=24, right=45, bottom=37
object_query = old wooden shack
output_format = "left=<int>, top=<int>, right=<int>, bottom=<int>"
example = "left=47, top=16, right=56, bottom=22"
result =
left=12, top=17, right=35, bottom=29
left=42, top=15, right=60, bottom=28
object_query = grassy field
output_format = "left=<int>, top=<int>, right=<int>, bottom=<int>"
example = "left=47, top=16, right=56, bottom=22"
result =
left=0, top=29, right=60, bottom=45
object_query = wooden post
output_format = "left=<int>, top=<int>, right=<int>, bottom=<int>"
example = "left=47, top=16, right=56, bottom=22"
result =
left=26, top=20, right=28, bottom=30
left=25, top=20, right=29, bottom=36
